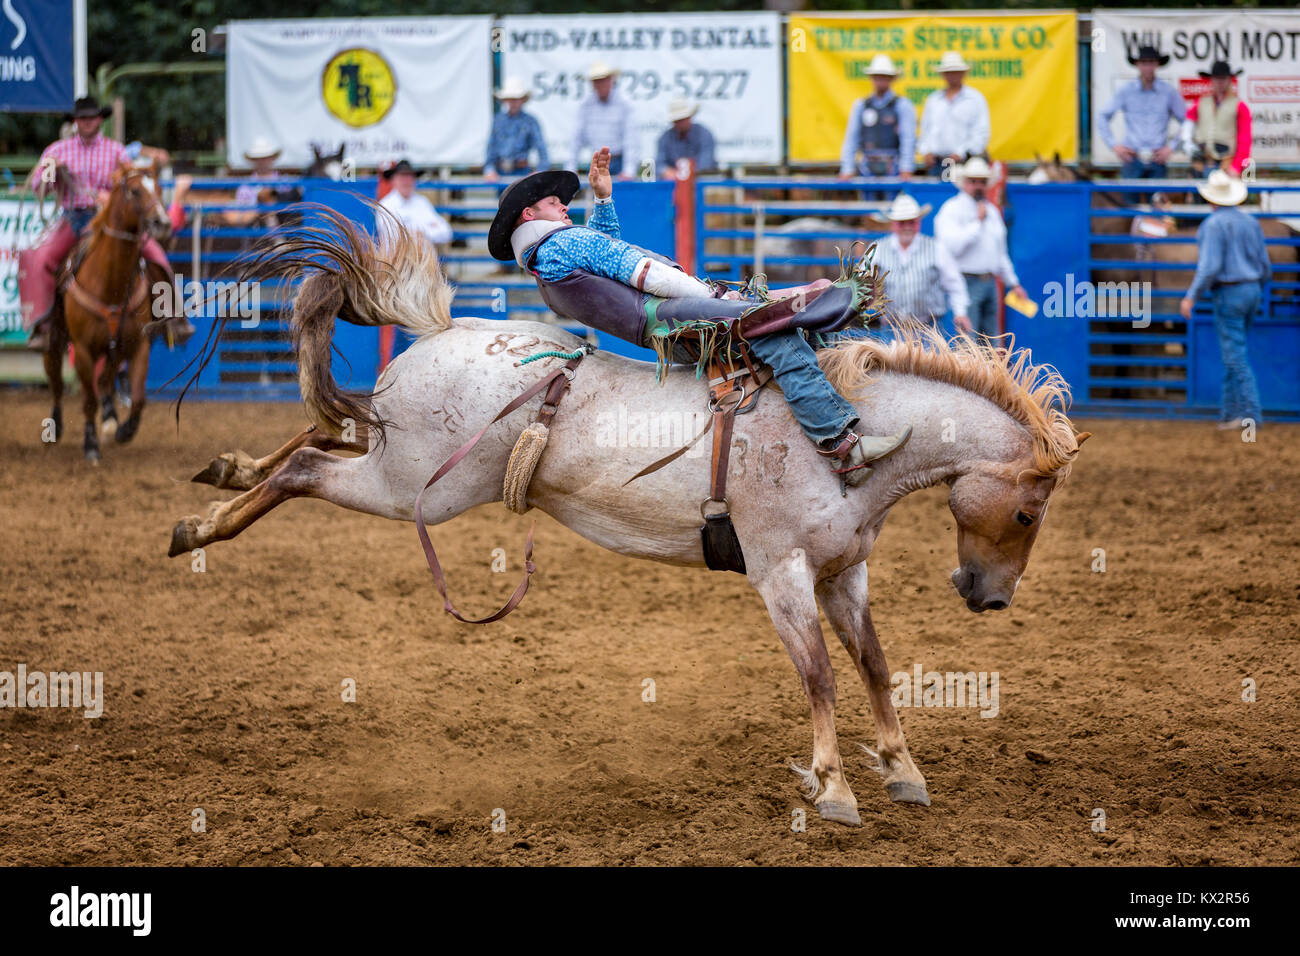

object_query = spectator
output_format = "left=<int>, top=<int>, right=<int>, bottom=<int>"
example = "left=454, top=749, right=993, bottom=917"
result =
left=838, top=54, right=915, bottom=181
left=378, top=159, right=453, bottom=247
left=485, top=77, right=549, bottom=181
left=1098, top=45, right=1186, bottom=179
left=1181, top=61, right=1251, bottom=177
left=917, top=52, right=990, bottom=177
left=223, top=136, right=282, bottom=227
left=934, top=157, right=1024, bottom=338
left=572, top=62, right=638, bottom=178
left=655, top=98, right=716, bottom=178
left=869, top=193, right=969, bottom=331
left=1179, top=171, right=1270, bottom=429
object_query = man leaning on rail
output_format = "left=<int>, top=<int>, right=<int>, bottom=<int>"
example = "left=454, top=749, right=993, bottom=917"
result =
left=486, top=147, right=912, bottom=486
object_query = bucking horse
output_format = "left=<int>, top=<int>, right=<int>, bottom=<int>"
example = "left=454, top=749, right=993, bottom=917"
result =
left=170, top=210, right=1090, bottom=826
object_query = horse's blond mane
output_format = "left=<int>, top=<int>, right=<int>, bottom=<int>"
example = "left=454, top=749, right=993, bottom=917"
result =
left=817, top=320, right=1084, bottom=482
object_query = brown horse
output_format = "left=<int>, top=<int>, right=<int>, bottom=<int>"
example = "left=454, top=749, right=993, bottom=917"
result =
left=45, top=166, right=171, bottom=462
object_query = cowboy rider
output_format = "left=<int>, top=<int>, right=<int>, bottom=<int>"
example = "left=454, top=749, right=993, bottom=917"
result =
left=19, top=96, right=194, bottom=351
left=487, top=146, right=911, bottom=485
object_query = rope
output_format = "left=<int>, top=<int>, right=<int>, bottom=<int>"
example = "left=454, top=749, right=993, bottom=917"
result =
left=518, top=347, right=588, bottom=365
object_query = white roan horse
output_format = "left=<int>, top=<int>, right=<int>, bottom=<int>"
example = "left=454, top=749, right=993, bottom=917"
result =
left=171, top=214, right=1090, bottom=826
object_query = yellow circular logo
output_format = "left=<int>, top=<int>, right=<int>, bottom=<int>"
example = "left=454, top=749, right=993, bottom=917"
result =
left=321, top=48, right=395, bottom=128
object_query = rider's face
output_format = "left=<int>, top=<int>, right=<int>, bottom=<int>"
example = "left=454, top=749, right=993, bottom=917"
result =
left=74, top=116, right=101, bottom=140
left=523, top=195, right=570, bottom=225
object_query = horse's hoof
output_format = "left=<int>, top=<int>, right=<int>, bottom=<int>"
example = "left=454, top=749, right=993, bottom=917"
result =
left=885, top=781, right=931, bottom=807
left=115, top=421, right=138, bottom=444
left=85, top=450, right=101, bottom=465
left=817, top=801, right=863, bottom=827
left=168, top=518, right=198, bottom=558
left=192, top=456, right=235, bottom=488
left=101, top=418, right=118, bottom=439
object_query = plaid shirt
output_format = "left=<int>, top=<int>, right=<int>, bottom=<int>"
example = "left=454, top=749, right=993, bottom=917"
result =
left=30, top=133, right=129, bottom=209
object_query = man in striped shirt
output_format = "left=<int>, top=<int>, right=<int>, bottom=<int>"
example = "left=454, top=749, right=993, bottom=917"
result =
left=571, top=63, right=639, bottom=178
left=20, top=97, right=188, bottom=350
left=869, top=194, right=969, bottom=332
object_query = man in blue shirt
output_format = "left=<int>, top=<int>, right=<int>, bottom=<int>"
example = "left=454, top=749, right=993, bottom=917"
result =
left=1098, top=45, right=1187, bottom=179
left=487, top=149, right=912, bottom=485
left=484, top=77, right=549, bottom=180
left=1180, top=171, right=1271, bottom=428
left=656, top=99, right=717, bottom=178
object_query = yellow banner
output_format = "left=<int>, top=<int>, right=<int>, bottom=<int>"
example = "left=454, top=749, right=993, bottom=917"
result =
left=788, top=13, right=1077, bottom=163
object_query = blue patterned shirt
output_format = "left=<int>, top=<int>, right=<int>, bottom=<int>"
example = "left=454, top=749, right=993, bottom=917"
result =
left=485, top=109, right=549, bottom=173
left=525, top=199, right=646, bottom=283
left=1098, top=79, right=1187, bottom=152
left=1187, top=206, right=1271, bottom=301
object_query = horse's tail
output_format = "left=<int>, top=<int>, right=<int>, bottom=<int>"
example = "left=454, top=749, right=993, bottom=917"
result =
left=219, top=202, right=453, bottom=441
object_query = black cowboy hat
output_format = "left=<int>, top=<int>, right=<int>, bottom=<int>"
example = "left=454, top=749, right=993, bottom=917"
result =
left=381, top=158, right=418, bottom=180
left=64, top=96, right=111, bottom=121
left=488, top=169, right=581, bottom=262
left=1127, top=45, right=1170, bottom=67
left=1199, top=60, right=1243, bottom=79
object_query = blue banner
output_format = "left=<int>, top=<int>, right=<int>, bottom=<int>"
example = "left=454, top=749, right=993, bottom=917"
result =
left=0, top=0, right=74, bottom=113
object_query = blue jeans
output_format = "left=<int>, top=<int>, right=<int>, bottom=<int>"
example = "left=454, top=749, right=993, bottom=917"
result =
left=67, top=207, right=95, bottom=234
left=748, top=329, right=858, bottom=444
left=964, top=275, right=1000, bottom=337
left=1211, top=282, right=1263, bottom=423
left=1119, top=158, right=1167, bottom=179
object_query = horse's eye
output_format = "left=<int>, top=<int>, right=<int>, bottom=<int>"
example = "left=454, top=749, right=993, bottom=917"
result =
left=1015, top=511, right=1035, bottom=526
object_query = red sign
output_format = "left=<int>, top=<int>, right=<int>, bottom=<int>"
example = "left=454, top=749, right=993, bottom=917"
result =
left=1247, top=76, right=1300, bottom=103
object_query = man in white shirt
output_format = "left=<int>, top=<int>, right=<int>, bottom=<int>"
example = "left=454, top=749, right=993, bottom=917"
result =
left=377, top=159, right=453, bottom=247
left=934, top=157, right=1024, bottom=338
left=869, top=194, right=969, bottom=332
left=572, top=62, right=638, bottom=178
left=917, top=51, right=991, bottom=178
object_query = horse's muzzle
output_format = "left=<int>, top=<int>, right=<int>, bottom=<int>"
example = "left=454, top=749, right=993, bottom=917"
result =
left=952, top=567, right=1011, bottom=613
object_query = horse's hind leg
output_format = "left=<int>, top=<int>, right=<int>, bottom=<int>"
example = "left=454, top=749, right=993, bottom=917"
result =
left=114, top=336, right=149, bottom=444
left=815, top=562, right=929, bottom=807
left=191, top=425, right=367, bottom=491
left=169, top=446, right=391, bottom=556
left=752, top=554, right=861, bottom=827
left=42, top=325, right=67, bottom=443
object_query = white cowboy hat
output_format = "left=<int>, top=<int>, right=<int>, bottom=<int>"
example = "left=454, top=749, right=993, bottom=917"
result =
left=666, top=97, right=698, bottom=122
left=956, top=156, right=993, bottom=181
left=243, top=137, right=281, bottom=161
left=938, top=51, right=971, bottom=73
left=1197, top=169, right=1248, bottom=206
left=870, top=193, right=933, bottom=223
left=588, top=61, right=619, bottom=81
left=864, top=54, right=899, bottom=77
left=494, top=76, right=530, bottom=101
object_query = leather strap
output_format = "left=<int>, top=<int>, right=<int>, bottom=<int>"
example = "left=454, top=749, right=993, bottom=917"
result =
left=414, top=355, right=584, bottom=624
left=67, top=273, right=148, bottom=338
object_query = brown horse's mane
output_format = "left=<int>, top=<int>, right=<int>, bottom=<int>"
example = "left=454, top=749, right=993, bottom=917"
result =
left=818, top=319, right=1085, bottom=483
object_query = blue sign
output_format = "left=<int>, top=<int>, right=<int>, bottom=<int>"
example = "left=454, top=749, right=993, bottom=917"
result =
left=0, top=0, right=74, bottom=112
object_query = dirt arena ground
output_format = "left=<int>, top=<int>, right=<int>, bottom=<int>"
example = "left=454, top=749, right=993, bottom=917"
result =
left=1, top=391, right=1297, bottom=866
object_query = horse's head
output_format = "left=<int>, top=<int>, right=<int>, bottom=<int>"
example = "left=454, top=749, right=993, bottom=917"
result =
left=947, top=432, right=1090, bottom=612
left=108, top=166, right=172, bottom=243
left=307, top=144, right=346, bottom=180
left=1026, top=152, right=1090, bottom=185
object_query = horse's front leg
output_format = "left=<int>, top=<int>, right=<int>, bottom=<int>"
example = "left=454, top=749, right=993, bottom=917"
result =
left=72, top=345, right=101, bottom=463
left=190, top=425, right=367, bottom=490
left=42, top=323, right=67, bottom=443
left=95, top=352, right=119, bottom=439
left=752, top=552, right=860, bottom=827
left=114, top=336, right=149, bottom=444
left=816, top=562, right=930, bottom=806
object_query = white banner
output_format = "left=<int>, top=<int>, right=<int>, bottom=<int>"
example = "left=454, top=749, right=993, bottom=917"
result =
left=1, top=199, right=49, bottom=345
left=226, top=17, right=492, bottom=169
left=499, top=12, right=783, bottom=169
left=1091, top=9, right=1300, bottom=166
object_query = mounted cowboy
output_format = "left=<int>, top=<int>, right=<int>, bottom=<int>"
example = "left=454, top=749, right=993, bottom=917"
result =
left=19, top=95, right=193, bottom=351
left=487, top=146, right=911, bottom=485
left=1180, top=60, right=1252, bottom=177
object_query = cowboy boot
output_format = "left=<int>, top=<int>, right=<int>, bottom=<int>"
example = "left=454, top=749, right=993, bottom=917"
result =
left=817, top=425, right=912, bottom=487
left=26, top=295, right=63, bottom=352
